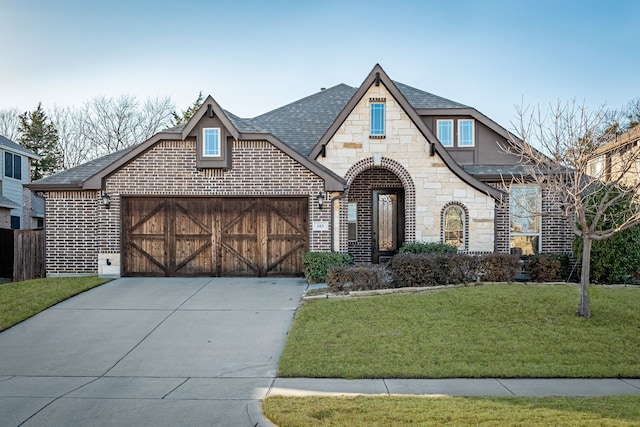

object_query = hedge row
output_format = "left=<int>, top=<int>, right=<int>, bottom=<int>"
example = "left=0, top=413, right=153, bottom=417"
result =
left=391, top=253, right=521, bottom=287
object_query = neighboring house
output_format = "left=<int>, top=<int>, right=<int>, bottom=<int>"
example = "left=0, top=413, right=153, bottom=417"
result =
left=588, top=125, right=640, bottom=186
left=0, top=135, right=43, bottom=230
left=28, top=64, right=573, bottom=278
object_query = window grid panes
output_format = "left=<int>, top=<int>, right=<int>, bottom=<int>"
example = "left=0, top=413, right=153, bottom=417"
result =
left=203, top=128, right=220, bottom=157
left=444, top=206, right=465, bottom=249
left=370, top=103, right=385, bottom=135
left=437, top=120, right=453, bottom=147
left=509, top=185, right=541, bottom=255
left=458, top=119, right=474, bottom=147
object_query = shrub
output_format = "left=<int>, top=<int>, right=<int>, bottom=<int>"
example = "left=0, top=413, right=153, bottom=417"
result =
left=447, top=254, right=483, bottom=285
left=390, top=253, right=481, bottom=287
left=302, top=252, right=351, bottom=283
left=479, top=253, right=521, bottom=283
left=326, top=265, right=390, bottom=292
left=574, top=225, right=640, bottom=284
left=524, top=254, right=570, bottom=282
left=399, top=242, right=458, bottom=254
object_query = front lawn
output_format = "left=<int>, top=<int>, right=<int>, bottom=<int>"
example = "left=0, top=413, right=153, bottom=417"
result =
left=264, top=395, right=640, bottom=427
left=278, top=284, right=640, bottom=378
left=0, top=276, right=110, bottom=331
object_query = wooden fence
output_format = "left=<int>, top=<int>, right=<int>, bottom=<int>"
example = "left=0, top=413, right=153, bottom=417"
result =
left=0, top=229, right=45, bottom=282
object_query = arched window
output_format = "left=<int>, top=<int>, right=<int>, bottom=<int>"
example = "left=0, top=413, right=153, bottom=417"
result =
left=442, top=204, right=466, bottom=250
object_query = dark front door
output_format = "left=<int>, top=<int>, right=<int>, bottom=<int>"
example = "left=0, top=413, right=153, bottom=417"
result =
left=372, top=189, right=404, bottom=263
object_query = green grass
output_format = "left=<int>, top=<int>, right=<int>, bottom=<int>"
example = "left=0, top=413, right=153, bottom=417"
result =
left=278, top=284, right=640, bottom=378
left=0, top=276, right=110, bottom=331
left=263, top=395, right=640, bottom=427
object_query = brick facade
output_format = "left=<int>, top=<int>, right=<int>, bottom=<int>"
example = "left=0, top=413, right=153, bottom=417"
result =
left=45, top=191, right=99, bottom=275
left=45, top=139, right=329, bottom=276
left=347, top=167, right=404, bottom=263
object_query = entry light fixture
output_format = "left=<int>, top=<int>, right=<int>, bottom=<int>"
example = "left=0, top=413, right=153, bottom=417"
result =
left=316, top=192, right=325, bottom=210
left=101, top=192, right=111, bottom=209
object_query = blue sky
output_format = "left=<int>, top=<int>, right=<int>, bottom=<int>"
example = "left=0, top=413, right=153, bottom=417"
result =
left=1, top=0, right=638, bottom=128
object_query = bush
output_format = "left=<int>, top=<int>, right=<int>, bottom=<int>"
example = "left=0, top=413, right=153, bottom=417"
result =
left=479, top=253, right=521, bottom=283
left=391, top=253, right=482, bottom=287
left=524, top=254, right=570, bottom=282
left=302, top=252, right=351, bottom=283
left=399, top=242, right=458, bottom=254
left=326, top=265, right=390, bottom=292
left=574, top=225, right=640, bottom=284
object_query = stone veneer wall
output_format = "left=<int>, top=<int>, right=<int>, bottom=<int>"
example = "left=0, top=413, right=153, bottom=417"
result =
left=318, top=83, right=496, bottom=253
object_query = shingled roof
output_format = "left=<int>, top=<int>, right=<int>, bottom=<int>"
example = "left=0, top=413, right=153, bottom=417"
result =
left=0, top=134, right=39, bottom=159
left=29, top=78, right=473, bottom=188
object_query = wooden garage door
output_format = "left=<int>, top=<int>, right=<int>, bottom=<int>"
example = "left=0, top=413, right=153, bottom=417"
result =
left=122, top=197, right=308, bottom=277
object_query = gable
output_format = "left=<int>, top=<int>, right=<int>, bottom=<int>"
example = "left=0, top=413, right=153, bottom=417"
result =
left=311, top=64, right=502, bottom=200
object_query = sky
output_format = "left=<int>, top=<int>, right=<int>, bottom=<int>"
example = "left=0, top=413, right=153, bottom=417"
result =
left=1, top=0, right=639, bottom=129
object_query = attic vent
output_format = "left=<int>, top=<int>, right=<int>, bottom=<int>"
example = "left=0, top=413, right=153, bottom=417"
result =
left=320, top=87, right=326, bottom=91
left=369, top=97, right=386, bottom=102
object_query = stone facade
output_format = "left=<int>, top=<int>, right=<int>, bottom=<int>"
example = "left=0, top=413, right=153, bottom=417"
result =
left=318, top=84, right=496, bottom=255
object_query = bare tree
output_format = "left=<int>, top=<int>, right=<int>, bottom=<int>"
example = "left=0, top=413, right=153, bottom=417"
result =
left=0, top=108, right=22, bottom=141
left=505, top=100, right=640, bottom=317
left=77, top=95, right=174, bottom=157
left=50, top=106, right=93, bottom=169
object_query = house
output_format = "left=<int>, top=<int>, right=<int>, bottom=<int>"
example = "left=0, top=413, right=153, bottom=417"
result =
left=0, top=135, right=43, bottom=230
left=588, top=125, right=640, bottom=186
left=28, top=64, right=573, bottom=278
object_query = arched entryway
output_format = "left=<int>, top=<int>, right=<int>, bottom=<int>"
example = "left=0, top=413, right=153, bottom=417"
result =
left=344, top=158, right=415, bottom=264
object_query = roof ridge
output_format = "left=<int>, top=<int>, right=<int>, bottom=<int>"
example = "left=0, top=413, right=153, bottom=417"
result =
left=251, top=84, right=355, bottom=120
left=393, top=80, right=469, bottom=109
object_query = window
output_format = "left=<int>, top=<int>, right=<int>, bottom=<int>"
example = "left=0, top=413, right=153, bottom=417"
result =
left=347, top=202, right=357, bottom=241
left=203, top=128, right=221, bottom=157
left=4, top=152, right=21, bottom=180
left=442, top=204, right=466, bottom=249
left=509, top=185, right=541, bottom=255
left=588, top=156, right=604, bottom=178
left=437, top=120, right=453, bottom=147
left=370, top=103, right=385, bottom=136
left=458, top=119, right=474, bottom=147
left=10, top=215, right=20, bottom=230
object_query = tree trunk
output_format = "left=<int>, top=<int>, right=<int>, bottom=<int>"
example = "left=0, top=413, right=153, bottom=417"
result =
left=578, top=236, right=592, bottom=317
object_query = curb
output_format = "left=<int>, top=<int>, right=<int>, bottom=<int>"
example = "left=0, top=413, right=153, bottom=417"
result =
left=247, top=400, right=277, bottom=427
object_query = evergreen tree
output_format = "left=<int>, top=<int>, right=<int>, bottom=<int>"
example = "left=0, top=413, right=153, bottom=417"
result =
left=171, top=91, right=204, bottom=126
left=18, top=103, right=61, bottom=181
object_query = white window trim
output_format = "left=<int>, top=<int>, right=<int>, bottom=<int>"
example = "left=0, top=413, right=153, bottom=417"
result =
left=457, top=119, right=475, bottom=147
left=436, top=119, right=454, bottom=147
left=202, top=127, right=221, bottom=157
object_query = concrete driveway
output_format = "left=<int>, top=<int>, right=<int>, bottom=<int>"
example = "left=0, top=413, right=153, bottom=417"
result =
left=0, top=277, right=307, bottom=426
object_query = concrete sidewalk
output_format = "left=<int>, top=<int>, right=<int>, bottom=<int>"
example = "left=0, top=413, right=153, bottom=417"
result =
left=250, top=377, right=640, bottom=426
left=268, top=377, right=640, bottom=397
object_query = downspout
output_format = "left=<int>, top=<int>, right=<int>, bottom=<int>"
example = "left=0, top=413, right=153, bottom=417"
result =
left=330, top=193, right=347, bottom=253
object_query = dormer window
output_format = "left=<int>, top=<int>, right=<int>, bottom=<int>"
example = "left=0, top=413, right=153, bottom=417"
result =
left=370, top=102, right=385, bottom=137
left=203, top=128, right=221, bottom=157
left=458, top=119, right=475, bottom=147
left=437, top=119, right=454, bottom=147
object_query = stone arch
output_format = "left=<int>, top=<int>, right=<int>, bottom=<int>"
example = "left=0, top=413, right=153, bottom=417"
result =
left=344, top=157, right=416, bottom=255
